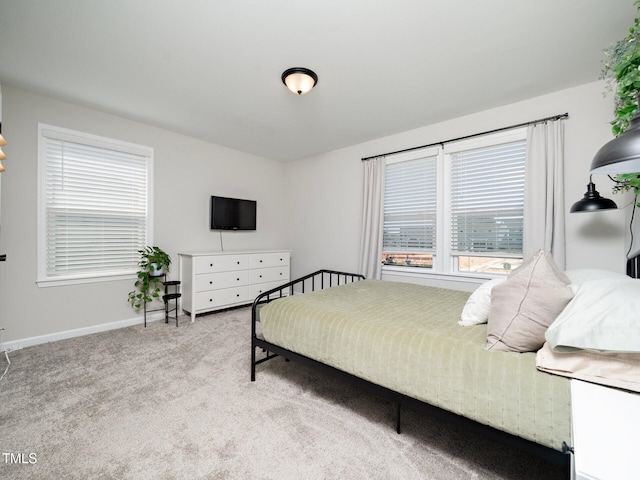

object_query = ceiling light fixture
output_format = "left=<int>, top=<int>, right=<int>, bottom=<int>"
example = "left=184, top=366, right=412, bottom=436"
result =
left=281, top=67, right=318, bottom=95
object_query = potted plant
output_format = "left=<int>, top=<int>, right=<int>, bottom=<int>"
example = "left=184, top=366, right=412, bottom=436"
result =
left=127, top=246, right=172, bottom=309
left=601, top=0, right=640, bottom=203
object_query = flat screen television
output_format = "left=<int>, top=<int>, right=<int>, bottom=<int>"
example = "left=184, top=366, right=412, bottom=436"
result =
left=210, top=196, right=257, bottom=230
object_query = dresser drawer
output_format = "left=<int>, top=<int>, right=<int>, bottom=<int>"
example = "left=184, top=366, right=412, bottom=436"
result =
left=193, top=254, right=248, bottom=274
left=195, top=286, right=250, bottom=310
left=249, top=266, right=289, bottom=285
left=249, top=252, right=290, bottom=269
left=250, top=281, right=291, bottom=299
left=194, top=271, right=248, bottom=292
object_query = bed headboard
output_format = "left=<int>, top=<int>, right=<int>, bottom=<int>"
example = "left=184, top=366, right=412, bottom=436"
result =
left=627, top=253, right=640, bottom=278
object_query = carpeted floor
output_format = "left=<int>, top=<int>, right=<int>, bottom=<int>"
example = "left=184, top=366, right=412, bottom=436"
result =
left=0, top=307, right=567, bottom=479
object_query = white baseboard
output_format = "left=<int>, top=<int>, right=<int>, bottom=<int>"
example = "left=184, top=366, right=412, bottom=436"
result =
left=1, top=311, right=166, bottom=352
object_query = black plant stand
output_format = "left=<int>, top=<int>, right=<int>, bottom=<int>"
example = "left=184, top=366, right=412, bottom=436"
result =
left=163, top=280, right=182, bottom=327
left=143, top=275, right=181, bottom=327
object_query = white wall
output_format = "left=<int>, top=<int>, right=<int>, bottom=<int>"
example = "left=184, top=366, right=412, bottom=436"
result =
left=285, top=81, right=632, bottom=283
left=0, top=85, right=287, bottom=344
left=1, top=80, right=635, bottom=345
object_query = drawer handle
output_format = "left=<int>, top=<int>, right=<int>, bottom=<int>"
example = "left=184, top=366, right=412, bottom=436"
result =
left=260, top=259, right=263, bottom=263
left=210, top=263, right=213, bottom=267
left=209, top=298, right=213, bottom=302
left=280, top=272, right=283, bottom=276
left=237, top=261, right=240, bottom=265
left=236, top=294, right=240, bottom=297
left=209, top=281, right=213, bottom=284
left=237, top=278, right=240, bottom=281
left=259, top=274, right=263, bottom=278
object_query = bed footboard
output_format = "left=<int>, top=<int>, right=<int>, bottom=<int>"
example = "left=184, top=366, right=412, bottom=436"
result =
left=251, top=269, right=364, bottom=381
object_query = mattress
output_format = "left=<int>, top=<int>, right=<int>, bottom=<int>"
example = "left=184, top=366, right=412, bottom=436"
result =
left=259, top=279, right=572, bottom=451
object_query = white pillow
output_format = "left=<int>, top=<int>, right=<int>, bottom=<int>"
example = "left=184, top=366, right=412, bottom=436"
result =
left=546, top=278, right=640, bottom=353
left=564, top=268, right=628, bottom=293
left=458, top=278, right=506, bottom=326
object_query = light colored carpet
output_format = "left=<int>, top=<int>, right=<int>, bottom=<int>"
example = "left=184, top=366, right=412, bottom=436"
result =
left=0, top=307, right=566, bottom=479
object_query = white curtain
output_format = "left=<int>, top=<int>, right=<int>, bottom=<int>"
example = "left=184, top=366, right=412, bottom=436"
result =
left=523, top=120, right=566, bottom=268
left=358, top=156, right=385, bottom=279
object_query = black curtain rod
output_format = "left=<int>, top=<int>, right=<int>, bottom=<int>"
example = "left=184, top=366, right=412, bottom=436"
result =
left=361, top=112, right=569, bottom=161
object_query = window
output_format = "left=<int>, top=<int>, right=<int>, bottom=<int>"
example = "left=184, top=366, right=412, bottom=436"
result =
left=382, top=129, right=526, bottom=277
left=382, top=149, right=437, bottom=270
left=38, top=124, right=153, bottom=286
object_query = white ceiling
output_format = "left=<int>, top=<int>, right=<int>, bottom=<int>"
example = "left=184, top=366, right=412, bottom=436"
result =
left=0, top=1, right=636, bottom=161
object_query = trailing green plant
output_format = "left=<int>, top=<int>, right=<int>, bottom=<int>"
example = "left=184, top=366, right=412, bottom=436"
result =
left=600, top=0, right=640, bottom=205
left=601, top=0, right=640, bottom=136
left=611, top=172, right=640, bottom=195
left=127, top=246, right=172, bottom=309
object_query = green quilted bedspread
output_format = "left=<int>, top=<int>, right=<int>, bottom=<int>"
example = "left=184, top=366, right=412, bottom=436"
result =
left=259, top=279, right=572, bottom=451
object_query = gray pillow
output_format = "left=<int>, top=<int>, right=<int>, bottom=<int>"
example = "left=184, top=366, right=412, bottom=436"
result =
left=486, top=250, right=574, bottom=352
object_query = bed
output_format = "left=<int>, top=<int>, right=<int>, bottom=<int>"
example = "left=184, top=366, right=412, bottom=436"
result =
left=251, top=253, right=640, bottom=474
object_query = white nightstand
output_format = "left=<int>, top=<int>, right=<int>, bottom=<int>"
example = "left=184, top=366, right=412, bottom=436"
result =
left=571, top=379, right=640, bottom=480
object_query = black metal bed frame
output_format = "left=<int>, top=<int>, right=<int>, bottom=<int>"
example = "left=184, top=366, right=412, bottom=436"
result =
left=250, top=269, right=571, bottom=473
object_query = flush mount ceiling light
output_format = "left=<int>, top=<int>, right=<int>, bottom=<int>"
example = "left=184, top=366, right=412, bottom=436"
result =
left=281, top=67, right=318, bottom=95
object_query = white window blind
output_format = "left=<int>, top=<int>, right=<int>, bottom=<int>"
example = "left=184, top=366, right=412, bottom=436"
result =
left=39, top=126, right=152, bottom=283
left=383, top=155, right=437, bottom=252
left=449, top=140, right=526, bottom=255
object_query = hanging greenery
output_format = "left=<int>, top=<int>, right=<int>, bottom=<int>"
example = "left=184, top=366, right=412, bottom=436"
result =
left=600, top=0, right=640, bottom=201
left=602, top=1, right=640, bottom=136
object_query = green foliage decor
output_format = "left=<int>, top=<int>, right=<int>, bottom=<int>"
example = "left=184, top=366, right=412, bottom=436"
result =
left=601, top=0, right=640, bottom=202
left=127, top=246, right=172, bottom=310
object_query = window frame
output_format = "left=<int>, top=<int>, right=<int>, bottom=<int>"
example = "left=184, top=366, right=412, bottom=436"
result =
left=383, top=146, right=439, bottom=260
left=381, top=128, right=527, bottom=281
left=37, top=123, right=154, bottom=287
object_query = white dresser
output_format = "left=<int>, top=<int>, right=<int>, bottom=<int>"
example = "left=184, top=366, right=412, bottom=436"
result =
left=179, top=250, right=290, bottom=321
